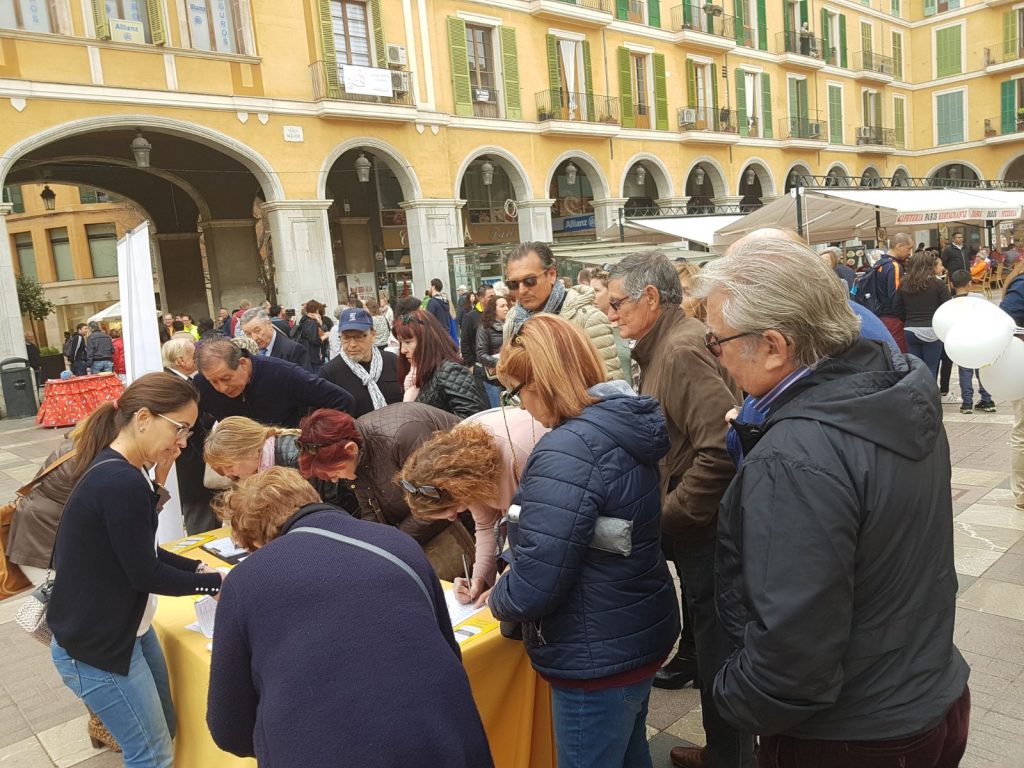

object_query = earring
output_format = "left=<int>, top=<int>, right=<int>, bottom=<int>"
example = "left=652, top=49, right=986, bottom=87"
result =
left=139, top=426, right=146, bottom=433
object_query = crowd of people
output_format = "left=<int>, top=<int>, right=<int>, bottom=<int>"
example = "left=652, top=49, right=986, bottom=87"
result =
left=6, top=232, right=1023, bottom=768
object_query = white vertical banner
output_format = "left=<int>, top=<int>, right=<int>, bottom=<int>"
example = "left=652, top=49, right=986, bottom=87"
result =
left=117, top=221, right=185, bottom=543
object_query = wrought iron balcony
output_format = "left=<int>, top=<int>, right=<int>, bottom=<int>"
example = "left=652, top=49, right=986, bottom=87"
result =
left=309, top=61, right=415, bottom=106
left=670, top=3, right=736, bottom=39
left=984, top=115, right=1024, bottom=138
left=556, top=0, right=609, bottom=10
left=778, top=113, right=827, bottom=140
left=776, top=30, right=825, bottom=60
left=469, top=86, right=502, bottom=119
left=536, top=89, right=620, bottom=124
left=984, top=45, right=1024, bottom=68
left=678, top=105, right=738, bottom=133
left=855, top=125, right=903, bottom=148
left=854, top=51, right=896, bottom=77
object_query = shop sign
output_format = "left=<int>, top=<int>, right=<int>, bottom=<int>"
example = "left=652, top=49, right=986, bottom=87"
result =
left=554, top=214, right=595, bottom=233
left=342, top=65, right=394, bottom=98
left=109, top=18, right=144, bottom=43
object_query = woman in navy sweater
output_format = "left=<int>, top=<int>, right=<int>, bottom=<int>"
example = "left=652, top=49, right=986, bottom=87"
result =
left=48, top=373, right=223, bottom=768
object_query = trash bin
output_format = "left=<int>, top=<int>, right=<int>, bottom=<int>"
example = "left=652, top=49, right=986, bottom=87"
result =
left=0, top=358, right=39, bottom=419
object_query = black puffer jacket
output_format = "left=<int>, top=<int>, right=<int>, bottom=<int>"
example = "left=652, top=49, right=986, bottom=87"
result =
left=416, top=360, right=488, bottom=419
left=714, top=340, right=969, bottom=741
left=476, top=321, right=504, bottom=370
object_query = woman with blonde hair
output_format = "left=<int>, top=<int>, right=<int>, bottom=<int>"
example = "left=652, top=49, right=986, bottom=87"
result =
left=487, top=314, right=678, bottom=768
left=400, top=407, right=548, bottom=605
left=674, top=260, right=706, bottom=321
left=589, top=266, right=635, bottom=384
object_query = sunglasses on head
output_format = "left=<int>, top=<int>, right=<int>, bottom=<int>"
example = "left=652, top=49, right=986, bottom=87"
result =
left=296, top=440, right=324, bottom=455
left=504, top=271, right=549, bottom=291
left=399, top=479, right=442, bottom=500
left=398, top=314, right=424, bottom=325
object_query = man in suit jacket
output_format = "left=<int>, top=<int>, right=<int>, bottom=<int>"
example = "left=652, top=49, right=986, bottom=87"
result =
left=270, top=304, right=292, bottom=335
left=239, top=308, right=311, bottom=371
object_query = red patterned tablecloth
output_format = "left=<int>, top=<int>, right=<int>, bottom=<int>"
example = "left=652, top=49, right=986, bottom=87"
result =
left=36, top=374, right=125, bottom=428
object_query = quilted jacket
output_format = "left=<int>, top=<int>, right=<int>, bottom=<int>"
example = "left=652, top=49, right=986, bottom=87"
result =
left=488, top=380, right=680, bottom=681
left=416, top=360, right=489, bottom=419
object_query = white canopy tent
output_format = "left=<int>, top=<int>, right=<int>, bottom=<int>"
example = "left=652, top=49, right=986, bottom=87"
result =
left=714, top=188, right=1024, bottom=248
left=87, top=302, right=123, bottom=323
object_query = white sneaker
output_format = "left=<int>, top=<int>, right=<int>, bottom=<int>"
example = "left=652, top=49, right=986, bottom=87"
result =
left=942, top=393, right=962, bottom=404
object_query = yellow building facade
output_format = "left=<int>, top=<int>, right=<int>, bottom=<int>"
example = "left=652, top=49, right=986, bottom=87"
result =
left=1, top=0, right=1023, bottom=362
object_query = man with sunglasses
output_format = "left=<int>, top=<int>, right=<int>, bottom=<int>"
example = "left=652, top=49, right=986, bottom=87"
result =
left=503, top=241, right=624, bottom=381
left=606, top=252, right=748, bottom=768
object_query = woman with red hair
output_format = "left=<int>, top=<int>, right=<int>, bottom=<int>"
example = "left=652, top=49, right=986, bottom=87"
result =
left=293, top=403, right=472, bottom=580
left=393, top=310, right=488, bottom=419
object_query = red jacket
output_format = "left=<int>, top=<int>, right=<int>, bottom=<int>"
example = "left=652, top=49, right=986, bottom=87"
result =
left=112, top=337, right=126, bottom=375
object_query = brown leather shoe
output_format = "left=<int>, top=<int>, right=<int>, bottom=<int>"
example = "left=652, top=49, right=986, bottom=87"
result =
left=669, top=746, right=708, bottom=768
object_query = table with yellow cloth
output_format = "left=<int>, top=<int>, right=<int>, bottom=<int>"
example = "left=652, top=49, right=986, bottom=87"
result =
left=153, top=532, right=556, bottom=768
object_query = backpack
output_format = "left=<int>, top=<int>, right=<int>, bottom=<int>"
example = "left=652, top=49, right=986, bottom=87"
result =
left=851, top=263, right=893, bottom=316
left=62, top=335, right=78, bottom=361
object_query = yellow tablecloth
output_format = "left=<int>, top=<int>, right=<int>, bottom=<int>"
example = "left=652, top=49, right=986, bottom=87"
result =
left=154, top=533, right=555, bottom=768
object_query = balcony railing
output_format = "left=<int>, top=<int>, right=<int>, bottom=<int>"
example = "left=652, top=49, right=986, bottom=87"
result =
left=553, top=0, right=610, bottom=10
left=670, top=3, right=736, bottom=38
left=984, top=115, right=1024, bottom=138
left=855, top=125, right=903, bottom=147
left=678, top=105, right=738, bottom=132
left=776, top=30, right=824, bottom=59
left=469, top=86, right=502, bottom=119
left=984, top=45, right=1024, bottom=67
left=854, top=50, right=896, bottom=76
left=778, top=112, right=827, bottom=140
left=536, top=89, right=620, bottom=124
left=309, top=61, right=415, bottom=106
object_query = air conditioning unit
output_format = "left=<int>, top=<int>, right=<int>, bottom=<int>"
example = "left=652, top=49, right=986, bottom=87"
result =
left=391, top=70, right=410, bottom=94
left=807, top=122, right=823, bottom=138
left=679, top=107, right=698, bottom=127
left=386, top=44, right=407, bottom=67
left=856, top=126, right=874, bottom=139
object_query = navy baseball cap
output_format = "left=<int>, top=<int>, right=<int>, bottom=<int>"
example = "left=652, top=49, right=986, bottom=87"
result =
left=339, top=308, right=373, bottom=332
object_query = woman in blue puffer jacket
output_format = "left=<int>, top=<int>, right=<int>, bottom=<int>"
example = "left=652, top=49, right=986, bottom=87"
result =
left=487, top=314, right=679, bottom=768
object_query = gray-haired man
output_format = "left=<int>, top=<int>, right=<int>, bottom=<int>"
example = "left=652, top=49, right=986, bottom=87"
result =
left=240, top=308, right=311, bottom=371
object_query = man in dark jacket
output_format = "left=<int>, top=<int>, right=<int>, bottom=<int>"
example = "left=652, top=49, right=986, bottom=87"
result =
left=319, top=309, right=402, bottom=418
left=941, top=231, right=972, bottom=276
left=692, top=236, right=970, bottom=767
left=239, top=308, right=311, bottom=371
left=607, top=253, right=748, bottom=768
left=425, top=278, right=453, bottom=336
left=460, top=285, right=493, bottom=367
left=194, top=339, right=353, bottom=428
left=64, top=324, right=89, bottom=376
left=84, top=322, right=115, bottom=374
left=269, top=304, right=291, bottom=335
left=869, top=232, right=912, bottom=352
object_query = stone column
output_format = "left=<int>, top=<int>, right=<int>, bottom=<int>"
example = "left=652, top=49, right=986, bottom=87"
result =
left=154, top=233, right=209, bottom=319
left=590, top=197, right=629, bottom=238
left=516, top=199, right=555, bottom=244
left=401, top=199, right=465, bottom=296
left=0, top=203, right=27, bottom=367
left=655, top=197, right=690, bottom=214
left=259, top=201, right=336, bottom=312
left=200, top=218, right=263, bottom=311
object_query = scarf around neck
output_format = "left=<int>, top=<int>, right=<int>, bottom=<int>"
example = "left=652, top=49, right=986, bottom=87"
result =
left=510, top=278, right=567, bottom=338
left=342, top=346, right=388, bottom=410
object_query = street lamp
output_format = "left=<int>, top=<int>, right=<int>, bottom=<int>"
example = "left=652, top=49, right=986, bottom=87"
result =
left=130, top=130, right=152, bottom=168
left=480, top=157, right=494, bottom=186
left=40, top=185, right=56, bottom=211
left=355, top=152, right=372, bottom=183
left=635, top=164, right=646, bottom=187
left=565, top=162, right=578, bottom=186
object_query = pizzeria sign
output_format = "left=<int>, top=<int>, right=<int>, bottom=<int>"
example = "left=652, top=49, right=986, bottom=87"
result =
left=894, top=208, right=1021, bottom=225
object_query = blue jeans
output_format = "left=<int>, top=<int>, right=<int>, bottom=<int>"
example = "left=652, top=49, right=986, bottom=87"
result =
left=482, top=379, right=501, bottom=408
left=90, top=360, right=114, bottom=374
left=904, top=332, right=943, bottom=380
left=551, top=676, right=655, bottom=768
left=958, top=366, right=992, bottom=405
left=52, top=628, right=175, bottom=767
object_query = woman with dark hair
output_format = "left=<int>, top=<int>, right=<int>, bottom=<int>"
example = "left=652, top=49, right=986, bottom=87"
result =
left=475, top=294, right=509, bottom=407
left=47, top=372, right=223, bottom=767
left=294, top=299, right=333, bottom=368
left=394, top=309, right=488, bottom=419
left=894, top=250, right=951, bottom=378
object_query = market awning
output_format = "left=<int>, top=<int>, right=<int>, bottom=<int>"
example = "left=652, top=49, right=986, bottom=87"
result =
left=87, top=302, right=122, bottom=322
left=598, top=215, right=743, bottom=247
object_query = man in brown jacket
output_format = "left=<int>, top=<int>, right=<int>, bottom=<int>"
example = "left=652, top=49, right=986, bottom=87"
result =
left=608, top=252, right=752, bottom=768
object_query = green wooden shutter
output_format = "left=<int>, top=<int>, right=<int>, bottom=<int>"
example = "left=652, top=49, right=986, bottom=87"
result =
left=546, top=35, right=560, bottom=91
left=618, top=47, right=634, bottom=128
left=92, top=0, right=110, bottom=39
left=799, top=0, right=808, bottom=26
left=894, top=97, right=905, bottom=145
left=582, top=40, right=596, bottom=121
left=860, top=22, right=872, bottom=57
left=711, top=63, right=719, bottom=111
left=924, top=0, right=936, bottom=16
left=798, top=78, right=808, bottom=121
left=500, top=27, right=521, bottom=120
left=756, top=0, right=767, bottom=50
left=733, top=0, right=744, bottom=44
left=821, top=9, right=830, bottom=58
left=787, top=77, right=798, bottom=133
left=936, top=91, right=964, bottom=144
left=839, top=14, right=847, bottom=68
left=683, top=0, right=692, bottom=26
left=317, top=0, right=341, bottom=98
left=782, top=0, right=791, bottom=37
left=616, top=0, right=629, bottom=21
left=686, top=59, right=697, bottom=106
left=648, top=0, right=661, bottom=28
left=761, top=73, right=773, bottom=138
left=1004, top=11, right=1018, bottom=59
left=891, top=32, right=902, bottom=79
left=828, top=84, right=842, bottom=143
left=145, top=0, right=165, bottom=44
left=447, top=17, right=473, bottom=117
left=370, top=0, right=386, bottom=68
left=1001, top=79, right=1016, bottom=133
left=936, top=26, right=962, bottom=78
left=736, top=69, right=748, bottom=135
left=654, top=53, right=668, bottom=129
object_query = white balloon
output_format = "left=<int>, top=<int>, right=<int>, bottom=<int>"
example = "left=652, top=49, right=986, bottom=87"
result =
left=980, top=337, right=1024, bottom=401
left=933, top=296, right=1014, bottom=342
left=943, top=314, right=1014, bottom=370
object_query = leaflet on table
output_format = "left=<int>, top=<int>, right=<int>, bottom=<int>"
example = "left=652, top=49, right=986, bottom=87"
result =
left=201, top=536, right=249, bottom=564
left=185, top=596, right=218, bottom=639
left=163, top=531, right=221, bottom=555
left=444, top=587, right=488, bottom=627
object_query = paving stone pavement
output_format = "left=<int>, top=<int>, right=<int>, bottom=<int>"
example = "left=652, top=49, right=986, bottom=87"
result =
left=0, top=390, right=1021, bottom=767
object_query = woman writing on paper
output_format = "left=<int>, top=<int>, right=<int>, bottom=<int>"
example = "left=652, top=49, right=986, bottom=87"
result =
left=47, top=373, right=223, bottom=768
left=400, top=406, right=548, bottom=605
left=207, top=467, right=493, bottom=768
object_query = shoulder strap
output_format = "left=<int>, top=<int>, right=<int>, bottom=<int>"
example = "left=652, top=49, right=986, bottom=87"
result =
left=16, top=450, right=77, bottom=498
left=46, top=457, right=125, bottom=572
left=289, top=525, right=437, bottom=621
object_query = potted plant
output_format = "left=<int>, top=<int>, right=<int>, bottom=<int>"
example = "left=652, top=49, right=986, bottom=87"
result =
left=538, top=107, right=552, bottom=121
left=599, top=113, right=618, bottom=124
left=1016, top=107, right=1024, bottom=131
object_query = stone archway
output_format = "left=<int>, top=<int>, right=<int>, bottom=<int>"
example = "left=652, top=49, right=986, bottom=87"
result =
left=738, top=161, right=774, bottom=211
left=457, top=152, right=530, bottom=247
left=620, top=153, right=673, bottom=215
left=860, top=166, right=882, bottom=187
left=825, top=163, right=853, bottom=186
left=547, top=152, right=611, bottom=240
left=784, top=163, right=812, bottom=192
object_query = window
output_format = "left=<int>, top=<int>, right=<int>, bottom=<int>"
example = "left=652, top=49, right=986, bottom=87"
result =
left=184, top=0, right=244, bottom=54
left=87, top=223, right=118, bottom=277
left=891, top=31, right=903, bottom=80
left=787, top=76, right=809, bottom=135
left=936, top=90, right=964, bottom=144
left=48, top=227, right=74, bottom=282
left=1004, top=10, right=1024, bottom=60
left=935, top=26, right=962, bottom=78
left=925, top=0, right=960, bottom=17
left=860, top=21, right=872, bottom=59
left=104, top=0, right=152, bottom=43
left=559, top=39, right=587, bottom=119
left=633, top=54, right=651, bottom=127
left=331, top=0, right=371, bottom=67
left=828, top=83, right=843, bottom=143
left=742, top=0, right=761, bottom=49
left=736, top=69, right=766, bottom=137
left=0, top=0, right=54, bottom=32
left=465, top=24, right=500, bottom=118
left=627, top=0, right=646, bottom=25
left=862, top=89, right=881, bottom=127
left=890, top=0, right=900, bottom=17
left=3, top=185, right=24, bottom=213
left=745, top=70, right=761, bottom=135
left=14, top=232, right=37, bottom=281
left=78, top=187, right=117, bottom=204
left=894, top=95, right=906, bottom=147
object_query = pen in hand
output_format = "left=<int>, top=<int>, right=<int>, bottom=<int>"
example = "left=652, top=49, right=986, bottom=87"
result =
left=454, top=555, right=473, bottom=605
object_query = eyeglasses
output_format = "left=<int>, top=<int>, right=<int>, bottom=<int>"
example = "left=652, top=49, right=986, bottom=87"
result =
left=156, top=412, right=193, bottom=440
left=504, top=271, right=549, bottom=291
left=500, top=381, right=525, bottom=408
left=399, top=479, right=441, bottom=500
left=296, top=440, right=325, bottom=455
left=608, top=294, right=634, bottom=313
left=704, top=330, right=762, bottom=358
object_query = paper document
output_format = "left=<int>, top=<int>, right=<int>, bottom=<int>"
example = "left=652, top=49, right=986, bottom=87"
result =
left=202, top=536, right=249, bottom=564
left=444, top=587, right=488, bottom=628
left=195, top=596, right=217, bottom=638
